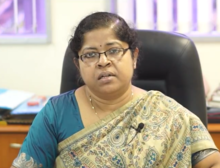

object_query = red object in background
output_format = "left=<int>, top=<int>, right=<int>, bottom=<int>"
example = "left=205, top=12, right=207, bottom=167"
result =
left=27, top=96, right=47, bottom=106
left=27, top=101, right=39, bottom=106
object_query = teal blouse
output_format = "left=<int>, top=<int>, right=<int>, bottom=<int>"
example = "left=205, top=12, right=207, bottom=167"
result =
left=13, top=90, right=83, bottom=168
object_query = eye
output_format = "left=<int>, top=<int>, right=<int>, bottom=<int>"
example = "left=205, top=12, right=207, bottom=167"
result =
left=83, top=52, right=98, bottom=58
left=108, top=48, right=121, bottom=55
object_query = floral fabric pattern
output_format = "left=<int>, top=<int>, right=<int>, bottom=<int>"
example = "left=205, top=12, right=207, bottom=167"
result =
left=55, top=91, right=217, bottom=168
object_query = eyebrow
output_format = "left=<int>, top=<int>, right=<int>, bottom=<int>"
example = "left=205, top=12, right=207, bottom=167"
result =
left=82, top=47, right=97, bottom=51
left=105, top=42, right=122, bottom=46
left=82, top=41, right=122, bottom=53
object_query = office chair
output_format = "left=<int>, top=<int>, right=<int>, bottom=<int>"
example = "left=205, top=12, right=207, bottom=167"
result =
left=60, top=30, right=207, bottom=126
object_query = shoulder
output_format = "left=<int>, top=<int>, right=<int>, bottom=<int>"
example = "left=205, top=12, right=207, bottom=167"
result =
left=143, top=90, right=201, bottom=123
left=46, top=90, right=78, bottom=112
left=32, top=89, right=82, bottom=140
left=141, top=91, right=217, bottom=154
left=37, top=89, right=77, bottom=121
left=49, top=89, right=75, bottom=105
left=144, top=91, right=209, bottom=138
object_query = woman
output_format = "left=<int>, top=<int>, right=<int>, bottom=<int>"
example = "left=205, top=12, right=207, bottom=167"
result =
left=12, top=12, right=220, bottom=168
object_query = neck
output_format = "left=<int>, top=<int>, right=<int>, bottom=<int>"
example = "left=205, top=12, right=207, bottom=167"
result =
left=84, top=85, right=133, bottom=113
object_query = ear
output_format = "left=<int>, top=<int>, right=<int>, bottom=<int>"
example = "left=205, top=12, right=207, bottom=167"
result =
left=133, top=48, right=139, bottom=69
left=73, top=57, right=80, bottom=70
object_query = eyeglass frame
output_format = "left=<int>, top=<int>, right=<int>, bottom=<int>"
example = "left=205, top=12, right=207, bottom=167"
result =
left=78, top=47, right=131, bottom=63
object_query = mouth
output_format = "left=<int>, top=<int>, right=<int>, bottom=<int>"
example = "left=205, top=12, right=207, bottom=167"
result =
left=98, top=71, right=115, bottom=80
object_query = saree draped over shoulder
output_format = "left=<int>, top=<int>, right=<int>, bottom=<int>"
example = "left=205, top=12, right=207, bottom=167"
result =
left=55, top=91, right=217, bottom=168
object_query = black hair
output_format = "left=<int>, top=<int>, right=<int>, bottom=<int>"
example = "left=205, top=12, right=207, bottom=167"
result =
left=69, top=12, right=139, bottom=59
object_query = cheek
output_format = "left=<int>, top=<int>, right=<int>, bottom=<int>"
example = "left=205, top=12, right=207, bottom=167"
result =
left=116, top=58, right=134, bottom=78
left=79, top=65, right=95, bottom=83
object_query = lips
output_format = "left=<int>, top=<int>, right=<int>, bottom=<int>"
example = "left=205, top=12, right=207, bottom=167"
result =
left=98, top=71, right=115, bottom=80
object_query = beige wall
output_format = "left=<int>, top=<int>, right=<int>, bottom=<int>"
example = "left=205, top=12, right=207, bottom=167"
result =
left=0, top=0, right=220, bottom=97
left=196, top=43, right=220, bottom=98
left=0, top=0, right=109, bottom=96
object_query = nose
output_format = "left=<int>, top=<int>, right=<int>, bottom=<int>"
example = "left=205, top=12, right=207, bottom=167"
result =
left=97, top=53, right=111, bottom=68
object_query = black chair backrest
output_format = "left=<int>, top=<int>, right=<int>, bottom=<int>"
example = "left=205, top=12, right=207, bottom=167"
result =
left=60, top=30, right=207, bottom=126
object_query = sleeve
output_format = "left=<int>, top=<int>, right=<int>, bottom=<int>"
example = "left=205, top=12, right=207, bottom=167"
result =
left=158, top=91, right=218, bottom=153
left=189, top=113, right=218, bottom=154
left=12, top=100, right=58, bottom=168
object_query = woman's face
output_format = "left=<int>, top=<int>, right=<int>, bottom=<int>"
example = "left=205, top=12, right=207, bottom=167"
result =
left=78, top=28, right=138, bottom=94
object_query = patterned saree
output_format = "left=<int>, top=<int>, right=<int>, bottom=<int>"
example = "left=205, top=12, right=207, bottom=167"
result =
left=55, top=91, right=217, bottom=168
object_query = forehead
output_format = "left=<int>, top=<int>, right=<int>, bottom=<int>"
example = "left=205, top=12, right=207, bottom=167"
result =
left=82, top=28, right=123, bottom=47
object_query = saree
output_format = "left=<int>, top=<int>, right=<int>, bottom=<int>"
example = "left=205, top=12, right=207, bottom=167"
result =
left=55, top=91, right=217, bottom=168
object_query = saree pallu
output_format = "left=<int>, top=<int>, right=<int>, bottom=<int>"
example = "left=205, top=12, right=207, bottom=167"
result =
left=55, top=91, right=217, bottom=168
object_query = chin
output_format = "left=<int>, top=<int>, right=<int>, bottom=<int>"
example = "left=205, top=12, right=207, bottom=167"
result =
left=96, top=84, right=119, bottom=94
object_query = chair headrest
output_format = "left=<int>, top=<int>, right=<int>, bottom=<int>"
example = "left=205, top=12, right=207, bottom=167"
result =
left=135, top=30, right=195, bottom=80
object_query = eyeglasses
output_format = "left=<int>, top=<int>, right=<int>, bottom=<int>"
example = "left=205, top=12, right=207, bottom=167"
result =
left=79, top=47, right=130, bottom=64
